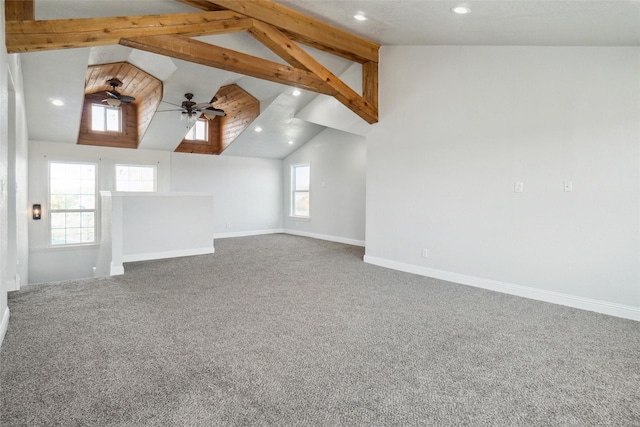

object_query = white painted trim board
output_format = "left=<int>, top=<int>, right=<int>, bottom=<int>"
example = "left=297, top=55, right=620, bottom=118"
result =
left=0, top=307, right=10, bottom=349
left=364, top=255, right=640, bottom=322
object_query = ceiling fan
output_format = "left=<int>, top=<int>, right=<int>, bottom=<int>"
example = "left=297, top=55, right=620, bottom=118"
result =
left=159, top=93, right=226, bottom=127
left=103, top=78, right=135, bottom=107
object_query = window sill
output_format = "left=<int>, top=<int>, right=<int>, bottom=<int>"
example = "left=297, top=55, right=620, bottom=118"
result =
left=30, top=243, right=100, bottom=253
left=289, top=216, right=310, bottom=222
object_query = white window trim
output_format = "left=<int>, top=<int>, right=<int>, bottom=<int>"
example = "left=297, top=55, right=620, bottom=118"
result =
left=114, top=164, right=157, bottom=192
left=185, top=118, right=209, bottom=141
left=48, top=161, right=99, bottom=248
left=91, top=103, right=122, bottom=133
left=290, top=162, right=311, bottom=219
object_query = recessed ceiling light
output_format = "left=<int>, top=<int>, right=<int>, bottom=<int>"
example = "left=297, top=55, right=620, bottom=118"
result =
left=51, top=99, right=64, bottom=106
left=450, top=6, right=471, bottom=14
left=354, top=13, right=367, bottom=21
left=292, top=89, right=301, bottom=96
left=288, top=141, right=294, bottom=145
left=255, top=126, right=263, bottom=132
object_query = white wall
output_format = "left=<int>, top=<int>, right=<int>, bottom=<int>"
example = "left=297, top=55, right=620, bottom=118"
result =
left=283, top=128, right=366, bottom=246
left=96, top=192, right=216, bottom=276
left=28, top=141, right=171, bottom=283
left=171, top=152, right=283, bottom=237
left=7, top=54, right=29, bottom=291
left=365, top=46, right=640, bottom=318
left=0, top=0, right=10, bottom=346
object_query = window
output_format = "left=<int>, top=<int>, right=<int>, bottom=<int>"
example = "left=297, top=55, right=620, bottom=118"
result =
left=185, top=119, right=208, bottom=141
left=91, top=104, right=121, bottom=132
left=291, top=164, right=310, bottom=218
left=115, top=165, right=156, bottom=192
left=49, top=162, right=96, bottom=246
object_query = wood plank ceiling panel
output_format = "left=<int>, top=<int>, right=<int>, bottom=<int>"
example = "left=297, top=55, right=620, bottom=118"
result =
left=82, top=62, right=162, bottom=148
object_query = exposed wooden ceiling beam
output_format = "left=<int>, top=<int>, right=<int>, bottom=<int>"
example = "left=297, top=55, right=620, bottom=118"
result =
left=176, top=0, right=226, bottom=11
left=120, top=35, right=334, bottom=95
left=5, top=0, right=379, bottom=124
left=363, top=61, right=379, bottom=111
left=248, top=20, right=377, bottom=124
left=5, top=11, right=251, bottom=53
left=5, top=0, right=34, bottom=21
left=205, top=0, right=379, bottom=64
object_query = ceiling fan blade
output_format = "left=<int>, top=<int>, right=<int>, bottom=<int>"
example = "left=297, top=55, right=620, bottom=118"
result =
left=161, top=100, right=183, bottom=108
left=120, top=95, right=136, bottom=103
left=106, top=90, right=119, bottom=99
left=203, top=107, right=226, bottom=117
left=194, top=102, right=213, bottom=110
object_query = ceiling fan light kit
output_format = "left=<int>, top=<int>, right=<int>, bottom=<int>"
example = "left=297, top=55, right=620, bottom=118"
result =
left=105, top=98, right=122, bottom=107
left=164, top=93, right=226, bottom=127
left=102, top=78, right=135, bottom=108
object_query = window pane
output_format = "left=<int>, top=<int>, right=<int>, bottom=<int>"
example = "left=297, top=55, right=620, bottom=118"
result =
left=129, top=180, right=142, bottom=191
left=91, top=105, right=105, bottom=131
left=116, top=165, right=155, bottom=192
left=66, top=228, right=82, bottom=244
left=141, top=168, right=154, bottom=180
left=67, top=164, right=82, bottom=180
left=80, top=195, right=95, bottom=210
left=50, top=195, right=65, bottom=210
left=66, top=212, right=81, bottom=228
left=81, top=212, right=94, bottom=228
left=116, top=165, right=129, bottom=181
left=185, top=126, right=195, bottom=141
left=50, top=162, right=65, bottom=178
left=51, top=229, right=66, bottom=246
left=80, top=180, right=94, bottom=194
left=106, top=108, right=120, bottom=131
left=65, top=195, right=81, bottom=210
left=49, top=162, right=96, bottom=246
left=50, top=179, right=65, bottom=195
left=195, top=120, right=207, bottom=140
left=81, top=164, right=96, bottom=180
left=51, top=212, right=66, bottom=229
left=81, top=229, right=95, bottom=243
left=295, top=165, right=310, bottom=191
left=129, top=167, right=142, bottom=181
left=140, top=181, right=155, bottom=192
left=294, top=192, right=309, bottom=217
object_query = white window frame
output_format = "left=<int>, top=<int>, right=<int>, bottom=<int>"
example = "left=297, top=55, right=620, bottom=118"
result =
left=115, top=164, right=157, bottom=192
left=290, top=163, right=311, bottom=219
left=48, top=161, right=98, bottom=247
left=91, top=103, right=122, bottom=133
left=185, top=119, right=208, bottom=141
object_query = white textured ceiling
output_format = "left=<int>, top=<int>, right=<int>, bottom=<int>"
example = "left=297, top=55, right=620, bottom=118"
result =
left=277, top=0, right=640, bottom=46
left=20, top=0, right=640, bottom=159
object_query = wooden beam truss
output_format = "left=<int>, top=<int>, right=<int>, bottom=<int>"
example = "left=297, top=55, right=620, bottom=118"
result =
left=5, top=0, right=379, bottom=124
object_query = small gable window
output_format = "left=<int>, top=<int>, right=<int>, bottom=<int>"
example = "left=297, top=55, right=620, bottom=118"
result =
left=91, top=104, right=121, bottom=132
left=185, top=119, right=208, bottom=141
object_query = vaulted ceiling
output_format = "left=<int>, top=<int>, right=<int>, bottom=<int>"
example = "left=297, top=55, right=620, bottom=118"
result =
left=5, top=0, right=379, bottom=158
left=6, top=0, right=639, bottom=159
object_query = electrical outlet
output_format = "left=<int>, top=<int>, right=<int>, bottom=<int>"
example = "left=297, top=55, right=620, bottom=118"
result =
left=564, top=181, right=573, bottom=192
left=421, top=248, right=428, bottom=258
left=514, top=181, right=524, bottom=193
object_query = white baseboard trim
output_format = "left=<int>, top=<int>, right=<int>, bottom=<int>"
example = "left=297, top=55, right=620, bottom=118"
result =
left=363, top=255, right=640, bottom=322
left=284, top=229, right=365, bottom=247
left=110, top=263, right=125, bottom=276
left=214, top=229, right=284, bottom=239
left=0, top=307, right=10, bottom=349
left=122, top=247, right=216, bottom=263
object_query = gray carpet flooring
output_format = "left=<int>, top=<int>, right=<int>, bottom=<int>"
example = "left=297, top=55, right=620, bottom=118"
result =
left=1, top=234, right=639, bottom=426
